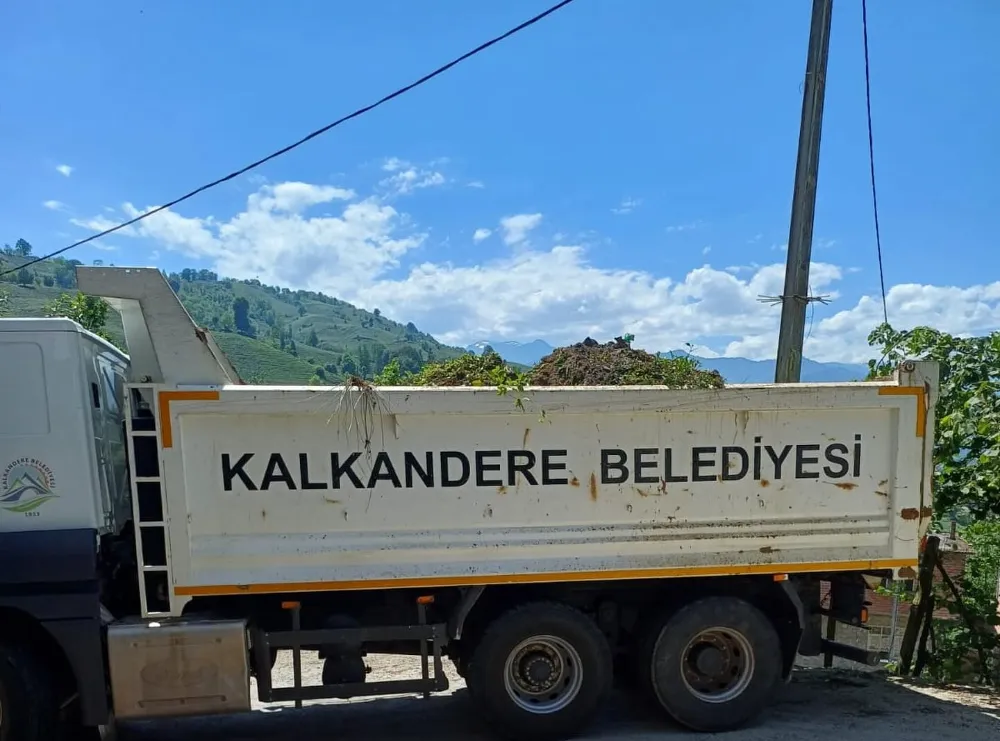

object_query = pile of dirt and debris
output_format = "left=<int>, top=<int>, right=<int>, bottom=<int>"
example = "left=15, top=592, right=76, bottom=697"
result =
left=386, top=337, right=725, bottom=389
left=529, top=337, right=724, bottom=388
left=404, top=349, right=519, bottom=387
left=392, top=338, right=724, bottom=389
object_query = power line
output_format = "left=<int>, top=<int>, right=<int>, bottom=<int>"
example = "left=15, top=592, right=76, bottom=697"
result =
left=862, top=0, right=889, bottom=325
left=2, top=0, right=578, bottom=278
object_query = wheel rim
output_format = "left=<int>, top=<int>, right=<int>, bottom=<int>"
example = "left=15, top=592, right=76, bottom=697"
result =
left=503, top=634, right=584, bottom=714
left=678, top=627, right=755, bottom=703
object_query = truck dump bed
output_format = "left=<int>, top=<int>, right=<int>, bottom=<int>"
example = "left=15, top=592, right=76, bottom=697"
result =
left=156, top=368, right=935, bottom=605
left=72, top=266, right=935, bottom=615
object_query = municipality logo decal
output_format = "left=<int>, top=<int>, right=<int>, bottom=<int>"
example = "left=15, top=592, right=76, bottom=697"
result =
left=1, top=458, right=58, bottom=513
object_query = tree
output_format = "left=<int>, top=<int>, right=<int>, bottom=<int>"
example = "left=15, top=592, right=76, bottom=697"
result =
left=45, top=292, right=118, bottom=347
left=0, top=287, right=8, bottom=316
left=396, top=345, right=424, bottom=374
left=15, top=268, right=34, bottom=286
left=306, top=328, right=319, bottom=347
left=374, top=358, right=404, bottom=385
left=42, top=275, right=55, bottom=287
left=232, top=297, right=252, bottom=335
left=868, top=323, right=1000, bottom=681
left=357, top=344, right=373, bottom=376
left=51, top=258, right=78, bottom=288
left=868, top=324, right=1000, bottom=520
left=341, top=353, right=358, bottom=376
left=13, top=238, right=33, bottom=257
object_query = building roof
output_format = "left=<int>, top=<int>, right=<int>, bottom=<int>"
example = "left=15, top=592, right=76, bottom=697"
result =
left=932, top=531, right=974, bottom=554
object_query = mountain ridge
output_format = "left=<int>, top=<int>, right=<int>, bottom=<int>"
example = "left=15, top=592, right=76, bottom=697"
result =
left=1, top=253, right=467, bottom=384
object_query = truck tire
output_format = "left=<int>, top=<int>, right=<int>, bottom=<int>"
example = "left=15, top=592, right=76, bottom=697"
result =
left=0, top=642, right=61, bottom=741
left=466, top=602, right=612, bottom=741
left=643, top=596, right=782, bottom=732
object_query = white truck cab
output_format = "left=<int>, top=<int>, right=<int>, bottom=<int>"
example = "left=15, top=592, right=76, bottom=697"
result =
left=0, top=318, right=130, bottom=535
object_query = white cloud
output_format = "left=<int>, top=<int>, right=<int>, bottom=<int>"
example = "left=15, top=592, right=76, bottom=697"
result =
left=467, top=180, right=486, bottom=189
left=81, top=185, right=423, bottom=296
left=612, top=197, right=641, bottom=215
left=499, top=213, right=543, bottom=246
left=379, top=157, right=447, bottom=196
left=248, top=182, right=355, bottom=212
left=56, top=164, right=73, bottom=177
left=473, top=228, right=492, bottom=243
left=120, top=203, right=220, bottom=257
left=43, top=200, right=67, bottom=211
left=800, top=282, right=1000, bottom=363
left=76, top=178, right=1000, bottom=366
left=94, top=243, right=118, bottom=252
left=71, top=215, right=127, bottom=233
left=702, top=245, right=712, bottom=255
left=666, top=221, right=701, bottom=233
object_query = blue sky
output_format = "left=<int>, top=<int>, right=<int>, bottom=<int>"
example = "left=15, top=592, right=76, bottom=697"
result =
left=2, top=0, right=997, bottom=362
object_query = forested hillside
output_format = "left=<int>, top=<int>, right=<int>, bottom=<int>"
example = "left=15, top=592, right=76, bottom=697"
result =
left=0, top=241, right=465, bottom=384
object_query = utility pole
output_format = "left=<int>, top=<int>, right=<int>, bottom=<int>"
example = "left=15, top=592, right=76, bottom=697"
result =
left=774, top=0, right=834, bottom=383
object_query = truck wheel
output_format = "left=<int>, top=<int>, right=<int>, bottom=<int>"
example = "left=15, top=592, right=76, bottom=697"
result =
left=0, top=642, right=60, bottom=741
left=466, top=602, right=612, bottom=741
left=644, top=597, right=782, bottom=732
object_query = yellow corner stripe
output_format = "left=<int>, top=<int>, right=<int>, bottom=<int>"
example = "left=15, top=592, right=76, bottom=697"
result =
left=173, top=558, right=917, bottom=597
left=878, top=386, right=926, bottom=437
left=158, top=390, right=220, bottom=448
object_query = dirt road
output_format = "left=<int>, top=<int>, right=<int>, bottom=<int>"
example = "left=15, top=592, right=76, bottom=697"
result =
left=120, top=655, right=998, bottom=741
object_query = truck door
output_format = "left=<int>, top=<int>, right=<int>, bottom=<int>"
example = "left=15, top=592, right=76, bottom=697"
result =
left=89, top=353, right=129, bottom=533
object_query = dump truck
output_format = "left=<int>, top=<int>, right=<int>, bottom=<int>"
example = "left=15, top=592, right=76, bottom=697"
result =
left=0, top=266, right=937, bottom=740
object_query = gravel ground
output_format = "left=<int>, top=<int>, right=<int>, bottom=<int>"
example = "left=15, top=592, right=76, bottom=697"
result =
left=119, top=653, right=999, bottom=741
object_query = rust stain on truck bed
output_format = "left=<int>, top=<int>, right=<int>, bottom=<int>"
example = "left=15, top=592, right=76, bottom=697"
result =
left=589, top=473, right=598, bottom=501
left=834, top=482, right=858, bottom=491
left=898, top=506, right=932, bottom=521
